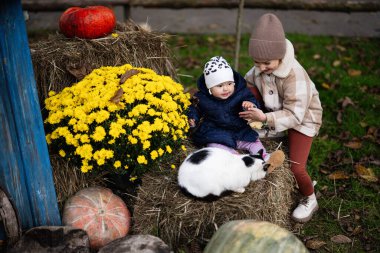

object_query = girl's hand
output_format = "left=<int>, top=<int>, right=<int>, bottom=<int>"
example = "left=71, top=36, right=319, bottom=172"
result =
left=242, top=101, right=255, bottom=111
left=189, top=118, right=196, bottom=127
left=239, top=108, right=267, bottom=122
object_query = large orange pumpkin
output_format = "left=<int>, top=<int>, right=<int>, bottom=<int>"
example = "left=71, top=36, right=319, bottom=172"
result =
left=62, top=187, right=131, bottom=249
left=59, top=6, right=116, bottom=39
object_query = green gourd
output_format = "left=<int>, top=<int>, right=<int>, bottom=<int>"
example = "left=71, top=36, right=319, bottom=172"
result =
left=204, top=220, right=309, bottom=253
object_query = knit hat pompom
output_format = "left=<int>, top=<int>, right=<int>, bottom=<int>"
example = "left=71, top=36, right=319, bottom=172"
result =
left=249, top=13, right=286, bottom=62
left=203, top=56, right=234, bottom=89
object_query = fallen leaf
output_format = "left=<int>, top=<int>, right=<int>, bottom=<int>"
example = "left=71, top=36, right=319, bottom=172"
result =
left=322, top=82, right=331, bottom=89
left=336, top=45, right=346, bottom=51
left=331, top=234, right=352, bottom=244
left=110, top=88, right=124, bottom=104
left=306, top=239, right=326, bottom=250
left=352, top=226, right=363, bottom=235
left=320, top=134, right=329, bottom=140
left=66, top=63, right=91, bottom=80
left=320, top=168, right=330, bottom=174
left=338, top=131, right=350, bottom=141
left=348, top=69, right=362, bottom=77
left=328, top=171, right=350, bottom=180
left=344, top=140, right=362, bottom=149
left=343, top=56, right=352, bottom=61
left=366, top=127, right=378, bottom=138
left=326, top=45, right=334, bottom=51
left=333, top=60, right=341, bottom=67
left=313, top=54, right=321, bottom=59
left=339, top=96, right=355, bottom=108
left=336, top=110, right=343, bottom=124
left=355, top=164, right=378, bottom=182
left=321, top=185, right=329, bottom=191
left=120, top=69, right=139, bottom=84
left=207, top=36, right=215, bottom=43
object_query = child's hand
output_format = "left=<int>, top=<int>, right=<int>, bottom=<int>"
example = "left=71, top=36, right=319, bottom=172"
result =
left=189, top=118, right=196, bottom=127
left=242, top=101, right=256, bottom=111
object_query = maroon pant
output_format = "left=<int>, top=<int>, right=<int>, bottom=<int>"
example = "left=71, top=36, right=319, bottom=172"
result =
left=288, top=129, right=314, bottom=196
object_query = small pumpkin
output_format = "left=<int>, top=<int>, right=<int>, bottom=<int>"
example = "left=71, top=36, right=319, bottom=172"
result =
left=204, top=220, right=309, bottom=253
left=62, top=187, right=131, bottom=249
left=59, top=6, right=116, bottom=39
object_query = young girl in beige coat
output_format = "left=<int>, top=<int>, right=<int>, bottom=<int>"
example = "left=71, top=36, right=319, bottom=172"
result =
left=239, top=13, right=323, bottom=223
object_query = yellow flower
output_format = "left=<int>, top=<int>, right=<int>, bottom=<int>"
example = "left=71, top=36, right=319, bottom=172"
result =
left=75, top=144, right=93, bottom=160
left=92, top=126, right=106, bottom=141
left=80, top=164, right=93, bottom=173
left=166, top=145, right=172, bottom=153
left=181, top=145, right=187, bottom=151
left=80, top=134, right=90, bottom=143
left=137, top=155, right=148, bottom=164
left=114, top=161, right=121, bottom=168
left=143, top=140, right=151, bottom=150
left=48, top=91, right=56, bottom=96
left=59, top=149, right=66, bottom=157
left=111, top=33, right=119, bottom=38
left=46, top=134, right=52, bottom=144
left=150, top=150, right=158, bottom=160
left=109, top=122, right=126, bottom=138
left=171, top=164, right=176, bottom=169
left=129, top=176, right=137, bottom=182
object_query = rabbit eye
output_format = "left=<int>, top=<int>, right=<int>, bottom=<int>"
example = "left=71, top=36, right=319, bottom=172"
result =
left=263, top=164, right=270, bottom=172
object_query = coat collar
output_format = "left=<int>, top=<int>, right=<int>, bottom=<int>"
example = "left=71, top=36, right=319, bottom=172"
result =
left=254, top=39, right=295, bottom=78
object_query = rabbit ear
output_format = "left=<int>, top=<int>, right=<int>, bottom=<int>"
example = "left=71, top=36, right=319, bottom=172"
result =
left=250, top=149, right=264, bottom=161
left=242, top=156, right=254, bottom=167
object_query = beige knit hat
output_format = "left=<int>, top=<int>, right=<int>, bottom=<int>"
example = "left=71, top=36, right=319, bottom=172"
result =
left=249, top=13, right=286, bottom=62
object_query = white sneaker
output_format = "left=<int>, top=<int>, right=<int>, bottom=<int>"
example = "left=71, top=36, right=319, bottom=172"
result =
left=291, top=194, right=318, bottom=223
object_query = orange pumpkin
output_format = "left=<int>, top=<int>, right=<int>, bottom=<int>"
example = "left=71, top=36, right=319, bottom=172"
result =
left=59, top=6, right=116, bottom=39
left=62, top=187, right=131, bottom=249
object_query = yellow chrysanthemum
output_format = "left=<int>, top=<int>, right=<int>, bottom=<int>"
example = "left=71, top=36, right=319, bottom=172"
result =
left=44, top=64, right=191, bottom=180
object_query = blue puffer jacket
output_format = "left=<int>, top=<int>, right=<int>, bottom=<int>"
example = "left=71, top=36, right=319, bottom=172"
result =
left=188, top=70, right=260, bottom=148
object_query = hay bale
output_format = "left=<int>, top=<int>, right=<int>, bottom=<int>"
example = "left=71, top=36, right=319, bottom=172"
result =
left=30, top=20, right=177, bottom=104
left=133, top=140, right=296, bottom=250
left=50, top=155, right=106, bottom=211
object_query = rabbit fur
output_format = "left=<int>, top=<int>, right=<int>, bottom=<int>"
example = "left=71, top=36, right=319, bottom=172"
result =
left=178, top=147, right=267, bottom=198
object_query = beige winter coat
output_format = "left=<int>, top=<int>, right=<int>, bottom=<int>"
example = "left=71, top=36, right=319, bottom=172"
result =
left=245, top=39, right=323, bottom=137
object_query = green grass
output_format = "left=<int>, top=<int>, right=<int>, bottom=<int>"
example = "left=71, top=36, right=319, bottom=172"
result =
left=168, top=33, right=380, bottom=252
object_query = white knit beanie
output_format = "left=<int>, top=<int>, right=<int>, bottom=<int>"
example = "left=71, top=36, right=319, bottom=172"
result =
left=249, top=13, right=286, bottom=62
left=203, top=56, right=234, bottom=89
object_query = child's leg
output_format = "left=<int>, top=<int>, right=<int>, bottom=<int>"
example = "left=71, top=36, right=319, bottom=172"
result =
left=236, top=139, right=268, bottom=159
left=288, top=129, right=318, bottom=223
left=207, top=143, right=239, bottom=154
left=288, top=129, right=314, bottom=196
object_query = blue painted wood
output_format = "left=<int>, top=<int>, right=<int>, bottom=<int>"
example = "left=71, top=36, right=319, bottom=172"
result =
left=0, top=0, right=61, bottom=228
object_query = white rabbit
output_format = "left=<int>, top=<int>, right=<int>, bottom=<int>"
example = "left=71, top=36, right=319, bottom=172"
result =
left=178, top=147, right=267, bottom=198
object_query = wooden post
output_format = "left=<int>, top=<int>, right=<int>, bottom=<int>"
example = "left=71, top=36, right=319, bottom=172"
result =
left=234, top=0, right=245, bottom=71
left=0, top=0, right=61, bottom=229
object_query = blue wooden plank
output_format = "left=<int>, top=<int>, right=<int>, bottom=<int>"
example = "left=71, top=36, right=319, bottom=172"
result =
left=0, top=71, right=35, bottom=229
left=0, top=0, right=61, bottom=228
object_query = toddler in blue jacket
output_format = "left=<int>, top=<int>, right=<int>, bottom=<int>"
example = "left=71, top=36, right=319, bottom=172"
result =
left=187, top=56, right=268, bottom=159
